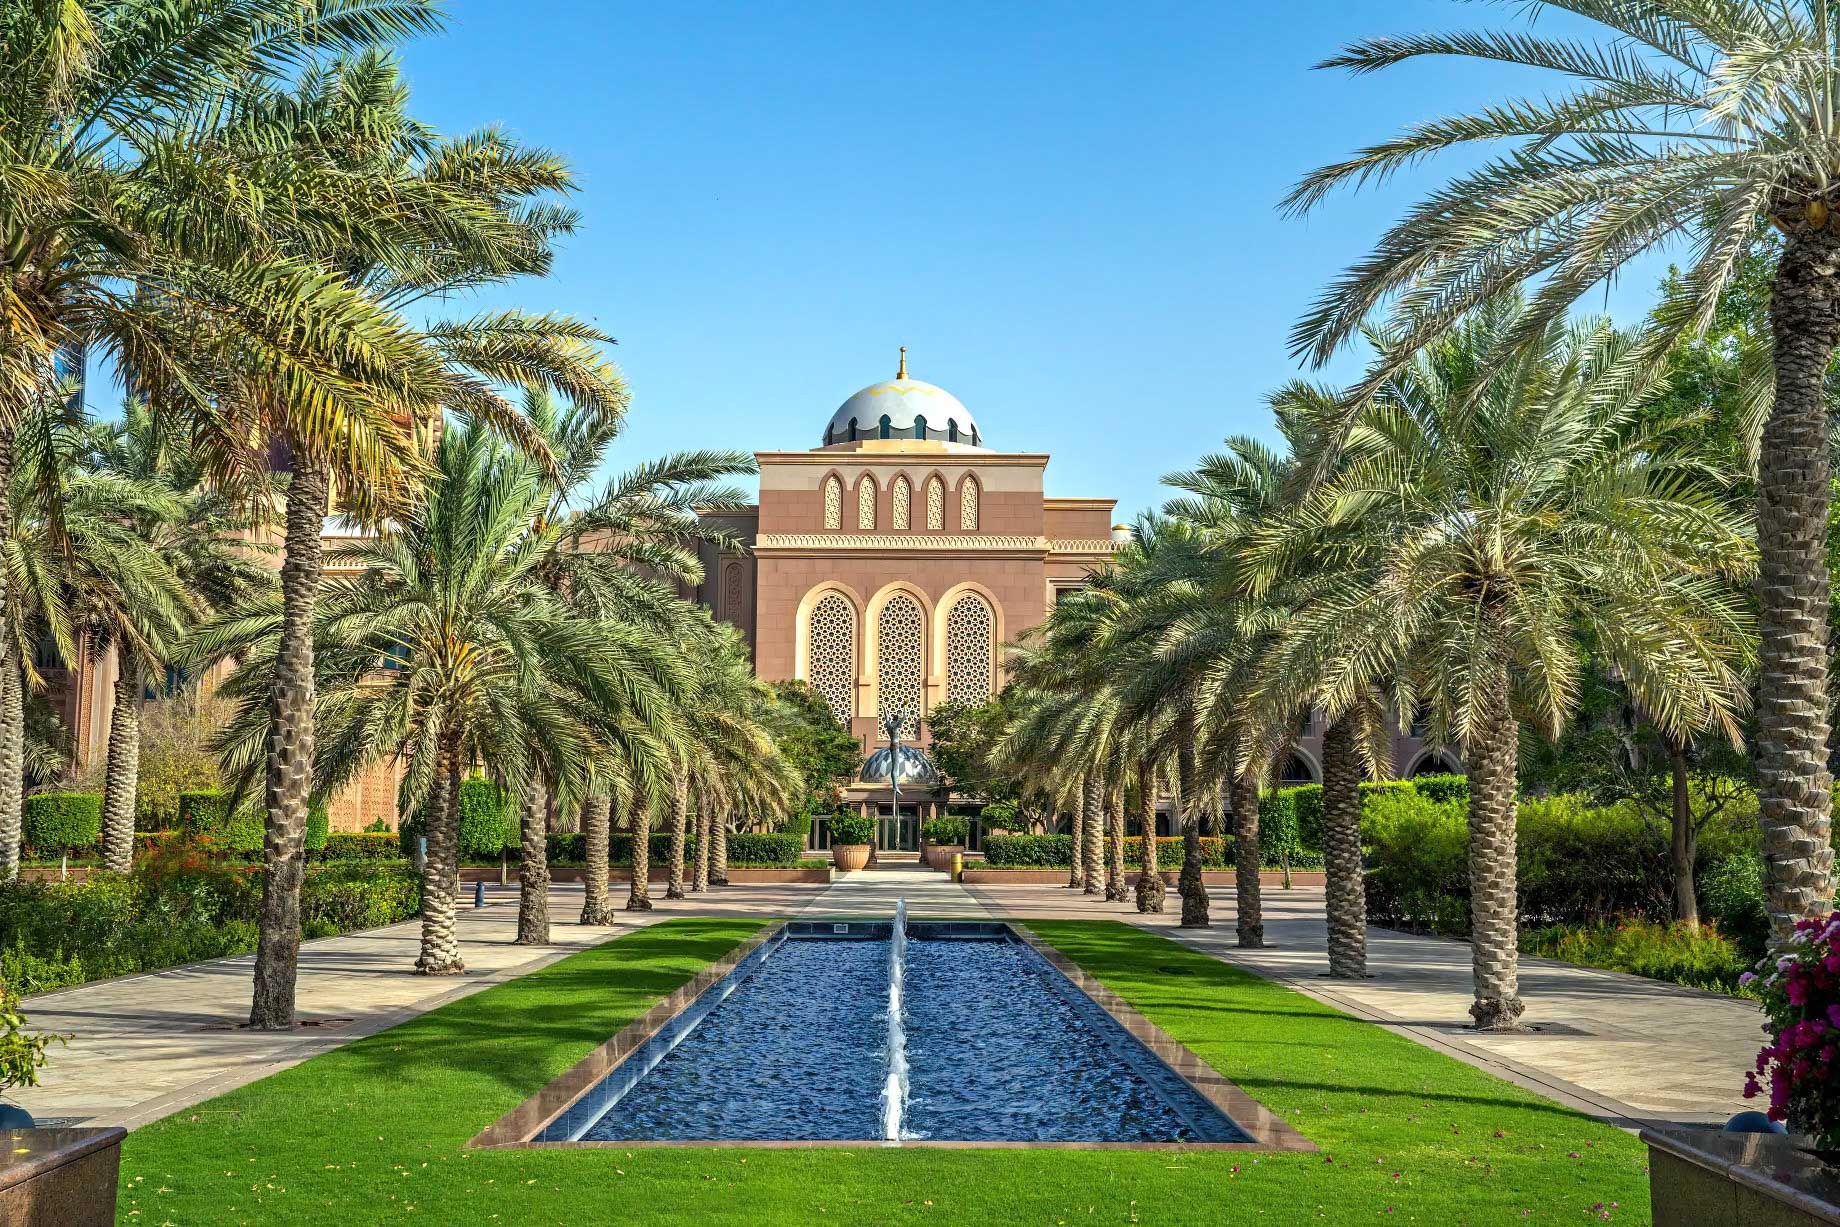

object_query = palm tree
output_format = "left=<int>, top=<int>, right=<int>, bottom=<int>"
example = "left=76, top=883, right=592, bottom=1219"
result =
left=1250, top=299, right=1756, bottom=1027
left=1290, top=0, right=1836, bottom=943
left=200, top=422, right=695, bottom=973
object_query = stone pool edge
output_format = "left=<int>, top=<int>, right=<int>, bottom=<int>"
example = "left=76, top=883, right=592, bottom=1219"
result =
left=468, top=918, right=1315, bottom=1154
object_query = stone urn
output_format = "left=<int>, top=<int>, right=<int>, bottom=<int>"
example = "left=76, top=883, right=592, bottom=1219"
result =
left=923, top=843, right=964, bottom=871
left=832, top=843, right=871, bottom=872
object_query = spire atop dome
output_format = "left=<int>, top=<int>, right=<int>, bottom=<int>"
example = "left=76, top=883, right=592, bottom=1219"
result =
left=897, top=346, right=907, bottom=380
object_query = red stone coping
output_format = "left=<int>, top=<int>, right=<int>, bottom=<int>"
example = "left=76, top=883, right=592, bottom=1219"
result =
left=470, top=920, right=1315, bottom=1154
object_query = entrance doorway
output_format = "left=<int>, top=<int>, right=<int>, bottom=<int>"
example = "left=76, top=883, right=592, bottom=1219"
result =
left=877, top=803, right=920, bottom=852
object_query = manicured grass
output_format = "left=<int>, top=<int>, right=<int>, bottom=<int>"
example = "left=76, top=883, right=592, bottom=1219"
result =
left=118, top=919, right=1650, bottom=1225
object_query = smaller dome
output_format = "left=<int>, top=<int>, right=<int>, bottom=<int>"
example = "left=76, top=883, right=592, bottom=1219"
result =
left=859, top=745, right=943, bottom=788
left=822, top=351, right=983, bottom=448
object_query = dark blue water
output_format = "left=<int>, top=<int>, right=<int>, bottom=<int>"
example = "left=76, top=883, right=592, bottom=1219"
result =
left=903, top=938, right=1239, bottom=1142
left=574, top=938, right=885, bottom=1141
left=548, top=931, right=1247, bottom=1144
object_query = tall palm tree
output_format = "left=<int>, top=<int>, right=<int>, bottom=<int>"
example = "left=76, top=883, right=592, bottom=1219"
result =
left=1250, top=299, right=1756, bottom=1028
left=199, top=422, right=695, bottom=973
left=1289, top=0, right=1835, bottom=943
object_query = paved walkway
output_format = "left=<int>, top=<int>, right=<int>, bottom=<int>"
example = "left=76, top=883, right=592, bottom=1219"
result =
left=13, top=866, right=1763, bottom=1132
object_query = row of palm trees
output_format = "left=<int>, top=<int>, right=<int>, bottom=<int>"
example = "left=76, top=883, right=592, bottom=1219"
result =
left=4, top=2, right=795, bottom=1026
left=1003, top=296, right=1756, bottom=1030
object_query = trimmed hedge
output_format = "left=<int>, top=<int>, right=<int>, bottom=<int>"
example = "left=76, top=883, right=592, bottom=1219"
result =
left=921, top=816, right=969, bottom=845
left=23, top=792, right=101, bottom=851
left=177, top=791, right=329, bottom=856
left=314, top=832, right=404, bottom=863
left=544, top=831, right=803, bottom=868
left=983, top=833, right=1291, bottom=870
left=398, top=777, right=513, bottom=862
left=828, top=812, right=876, bottom=845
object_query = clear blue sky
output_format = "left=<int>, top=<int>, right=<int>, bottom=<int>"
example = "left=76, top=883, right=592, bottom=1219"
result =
left=390, top=1, right=1670, bottom=520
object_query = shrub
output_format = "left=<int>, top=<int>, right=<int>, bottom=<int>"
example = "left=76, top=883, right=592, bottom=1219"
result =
left=1261, top=789, right=1304, bottom=863
left=1363, top=788, right=1470, bottom=934
left=1410, top=773, right=1470, bottom=804
left=177, top=790, right=232, bottom=833
left=978, top=800, right=1024, bottom=832
left=299, top=866, right=420, bottom=938
left=726, top=832, right=803, bottom=866
left=22, top=792, right=101, bottom=852
left=314, top=832, right=404, bottom=863
left=1700, top=851, right=1770, bottom=964
left=921, top=815, right=969, bottom=845
left=827, top=812, right=876, bottom=846
left=130, top=696, right=226, bottom=832
left=1521, top=918, right=1750, bottom=996
left=982, top=834, right=1072, bottom=867
left=1125, top=836, right=1227, bottom=868
left=398, top=777, right=514, bottom=862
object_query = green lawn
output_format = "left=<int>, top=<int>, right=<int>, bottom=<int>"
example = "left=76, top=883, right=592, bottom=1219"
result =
left=117, top=919, right=1651, bottom=1225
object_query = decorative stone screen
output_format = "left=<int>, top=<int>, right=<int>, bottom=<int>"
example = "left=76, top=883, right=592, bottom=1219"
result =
left=944, top=593, right=995, bottom=704
left=891, top=475, right=911, bottom=530
left=806, top=593, right=856, bottom=727
left=876, top=594, right=924, bottom=739
left=822, top=476, right=842, bottom=530
left=722, top=562, right=743, bottom=619
left=925, top=477, right=945, bottom=530
left=857, top=476, right=876, bottom=530
left=959, top=476, right=979, bottom=531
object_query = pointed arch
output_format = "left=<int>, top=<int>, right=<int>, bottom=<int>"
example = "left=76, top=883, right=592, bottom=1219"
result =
left=866, top=583, right=933, bottom=740
left=936, top=583, right=1002, bottom=705
left=891, top=473, right=912, bottom=530
left=821, top=473, right=844, bottom=530
left=796, top=584, right=864, bottom=728
left=856, top=473, right=877, bottom=530
left=924, top=473, right=945, bottom=530
left=958, top=473, right=980, bottom=531
left=912, top=413, right=928, bottom=440
left=878, top=413, right=892, bottom=440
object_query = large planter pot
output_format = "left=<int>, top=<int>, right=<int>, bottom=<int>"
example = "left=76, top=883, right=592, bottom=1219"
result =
left=0, top=1127, right=126, bottom=1227
left=923, top=844, right=964, bottom=871
left=1642, top=1124, right=1840, bottom=1226
left=832, top=843, right=871, bottom=872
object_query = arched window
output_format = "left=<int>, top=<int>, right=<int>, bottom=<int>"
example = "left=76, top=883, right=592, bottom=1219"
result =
left=822, top=475, right=843, bottom=530
left=805, top=593, right=856, bottom=727
left=947, top=420, right=959, bottom=443
left=944, top=593, right=995, bottom=704
left=823, top=423, right=833, bottom=447
left=847, top=417, right=858, bottom=442
left=959, top=475, right=980, bottom=531
left=970, top=425, right=980, bottom=447
left=878, top=414, right=892, bottom=440
left=891, top=475, right=911, bottom=530
left=876, top=594, right=924, bottom=739
left=913, top=414, right=927, bottom=440
left=857, top=475, right=876, bottom=530
left=925, top=476, right=945, bottom=530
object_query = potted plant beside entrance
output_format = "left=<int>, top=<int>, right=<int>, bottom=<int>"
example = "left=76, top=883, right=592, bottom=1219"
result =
left=920, top=816, right=968, bottom=871
left=828, top=812, right=876, bottom=872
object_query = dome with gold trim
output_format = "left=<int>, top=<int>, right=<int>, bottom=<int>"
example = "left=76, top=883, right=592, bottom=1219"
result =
left=821, top=349, right=983, bottom=449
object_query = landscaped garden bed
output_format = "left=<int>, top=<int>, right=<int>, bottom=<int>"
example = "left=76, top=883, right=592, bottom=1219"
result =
left=115, top=918, right=1650, bottom=1225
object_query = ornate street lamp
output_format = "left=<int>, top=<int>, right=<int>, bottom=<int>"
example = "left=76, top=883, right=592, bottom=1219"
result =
left=880, top=710, right=918, bottom=850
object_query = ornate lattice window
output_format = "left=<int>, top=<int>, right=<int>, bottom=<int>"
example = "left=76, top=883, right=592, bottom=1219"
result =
left=806, top=593, right=856, bottom=727
left=959, top=476, right=980, bottom=531
left=822, top=476, right=842, bottom=530
left=722, top=562, right=744, bottom=618
left=876, top=594, right=924, bottom=739
left=857, top=476, right=876, bottom=530
left=944, top=594, right=995, bottom=705
left=925, top=476, right=944, bottom=530
left=891, top=475, right=911, bottom=530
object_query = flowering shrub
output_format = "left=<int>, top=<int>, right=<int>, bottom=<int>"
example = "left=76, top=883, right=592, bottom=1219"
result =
left=1744, top=911, right=1840, bottom=1140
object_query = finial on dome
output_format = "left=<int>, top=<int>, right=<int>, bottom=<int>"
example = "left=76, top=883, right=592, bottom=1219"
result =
left=897, top=346, right=907, bottom=380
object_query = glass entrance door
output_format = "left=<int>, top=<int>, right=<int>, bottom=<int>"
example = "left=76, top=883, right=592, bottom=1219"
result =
left=877, top=804, right=920, bottom=852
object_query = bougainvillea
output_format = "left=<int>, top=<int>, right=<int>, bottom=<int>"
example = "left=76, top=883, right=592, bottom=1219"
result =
left=1744, top=911, right=1840, bottom=1144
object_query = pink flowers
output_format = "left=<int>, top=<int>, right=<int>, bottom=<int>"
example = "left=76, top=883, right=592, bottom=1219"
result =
left=1749, top=912, right=1840, bottom=1137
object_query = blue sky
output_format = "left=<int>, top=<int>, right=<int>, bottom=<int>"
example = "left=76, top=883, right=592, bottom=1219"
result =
left=389, top=1, right=1673, bottom=520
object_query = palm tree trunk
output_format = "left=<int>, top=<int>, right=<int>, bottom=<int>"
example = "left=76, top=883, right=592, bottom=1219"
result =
left=1757, top=225, right=1840, bottom=946
left=0, top=642, right=21, bottom=881
left=0, top=430, right=19, bottom=882
left=712, top=818, right=729, bottom=885
left=1134, top=762, right=1165, bottom=913
left=99, top=658, right=142, bottom=874
left=665, top=765, right=688, bottom=900
left=1466, top=660, right=1523, bottom=1030
left=250, top=456, right=330, bottom=1026
left=693, top=804, right=710, bottom=892
left=1082, top=772, right=1103, bottom=895
left=1669, top=739, right=1698, bottom=930
left=626, top=800, right=654, bottom=910
left=416, top=746, right=466, bottom=975
left=1321, top=710, right=1368, bottom=977
left=1067, top=785, right=1085, bottom=889
left=580, top=794, right=615, bottom=925
left=516, top=775, right=549, bottom=944
left=1176, top=712, right=1209, bottom=928
left=1104, top=779, right=1126, bottom=902
left=1230, top=756, right=1265, bottom=948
